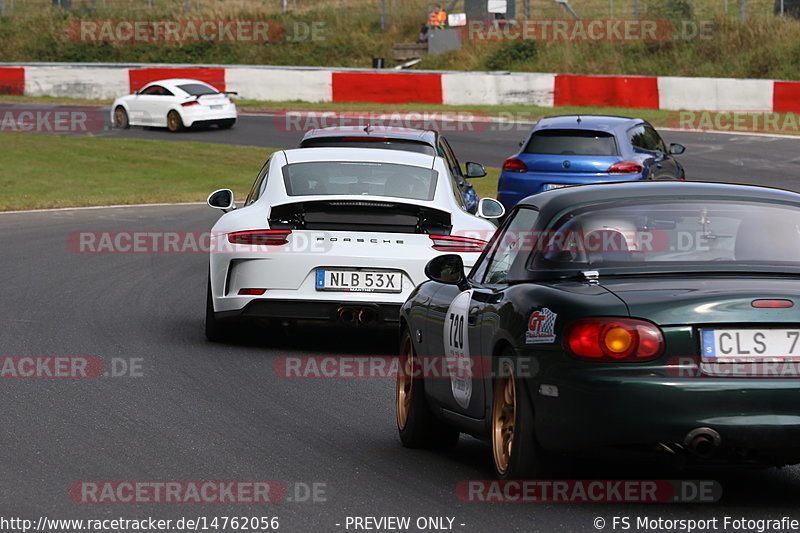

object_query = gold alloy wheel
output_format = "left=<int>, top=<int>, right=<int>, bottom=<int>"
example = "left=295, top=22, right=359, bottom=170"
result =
left=396, top=334, right=414, bottom=430
left=492, top=364, right=516, bottom=475
left=167, top=111, right=181, bottom=132
left=114, top=107, right=126, bottom=128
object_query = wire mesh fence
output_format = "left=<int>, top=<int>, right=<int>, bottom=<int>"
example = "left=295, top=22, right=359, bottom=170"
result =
left=0, top=0, right=782, bottom=20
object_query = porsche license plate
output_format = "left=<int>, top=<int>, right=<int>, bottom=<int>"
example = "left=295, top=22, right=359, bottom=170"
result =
left=315, top=270, right=401, bottom=293
left=701, top=328, right=800, bottom=360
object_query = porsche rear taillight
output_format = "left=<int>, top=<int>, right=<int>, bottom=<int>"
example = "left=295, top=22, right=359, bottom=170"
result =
left=429, top=234, right=487, bottom=253
left=502, top=157, right=528, bottom=173
left=181, top=101, right=200, bottom=107
left=607, top=161, right=643, bottom=174
left=227, top=230, right=291, bottom=246
left=566, top=318, right=664, bottom=361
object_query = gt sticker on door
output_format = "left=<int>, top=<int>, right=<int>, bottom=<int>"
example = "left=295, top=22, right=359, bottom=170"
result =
left=444, top=290, right=473, bottom=409
left=526, top=308, right=557, bottom=344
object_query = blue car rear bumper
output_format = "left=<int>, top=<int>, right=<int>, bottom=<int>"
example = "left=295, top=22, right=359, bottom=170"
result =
left=497, top=171, right=645, bottom=211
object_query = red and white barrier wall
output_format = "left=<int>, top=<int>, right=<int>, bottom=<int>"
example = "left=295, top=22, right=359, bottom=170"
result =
left=2, top=62, right=800, bottom=112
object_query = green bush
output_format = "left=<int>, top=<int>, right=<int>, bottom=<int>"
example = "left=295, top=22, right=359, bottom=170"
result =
left=647, top=0, right=694, bottom=21
left=484, top=41, right=537, bottom=70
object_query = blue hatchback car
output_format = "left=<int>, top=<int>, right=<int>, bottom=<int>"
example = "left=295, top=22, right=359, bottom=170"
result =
left=497, top=115, right=686, bottom=212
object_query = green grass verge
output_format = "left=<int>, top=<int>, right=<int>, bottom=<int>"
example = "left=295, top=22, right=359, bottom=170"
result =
left=0, top=133, right=272, bottom=211
left=0, top=132, right=503, bottom=211
left=473, top=167, right=502, bottom=199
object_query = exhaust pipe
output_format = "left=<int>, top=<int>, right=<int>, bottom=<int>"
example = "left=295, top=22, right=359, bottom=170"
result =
left=683, top=427, right=721, bottom=459
left=358, top=307, right=377, bottom=325
left=337, top=306, right=357, bottom=325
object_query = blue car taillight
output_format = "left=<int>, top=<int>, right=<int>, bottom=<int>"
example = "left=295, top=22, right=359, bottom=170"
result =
left=607, top=161, right=643, bottom=175
left=502, top=157, right=528, bottom=173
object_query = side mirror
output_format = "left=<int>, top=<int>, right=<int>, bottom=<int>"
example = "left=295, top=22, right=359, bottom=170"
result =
left=477, top=197, right=505, bottom=219
left=134, top=90, right=140, bottom=95
left=207, top=189, right=235, bottom=211
left=465, top=161, right=487, bottom=178
left=425, top=254, right=466, bottom=286
left=669, top=143, right=686, bottom=155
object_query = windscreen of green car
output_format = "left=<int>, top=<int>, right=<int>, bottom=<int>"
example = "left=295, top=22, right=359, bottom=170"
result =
left=282, top=161, right=438, bottom=201
left=533, top=199, right=800, bottom=270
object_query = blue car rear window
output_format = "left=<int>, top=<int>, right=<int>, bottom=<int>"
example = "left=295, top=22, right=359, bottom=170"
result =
left=524, top=130, right=618, bottom=156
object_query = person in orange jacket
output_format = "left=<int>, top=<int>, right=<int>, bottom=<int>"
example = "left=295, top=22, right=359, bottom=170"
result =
left=428, top=4, right=447, bottom=29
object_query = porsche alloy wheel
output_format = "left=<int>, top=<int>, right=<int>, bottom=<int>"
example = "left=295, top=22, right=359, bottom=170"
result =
left=167, top=110, right=184, bottom=132
left=113, top=106, right=129, bottom=129
left=396, top=328, right=459, bottom=449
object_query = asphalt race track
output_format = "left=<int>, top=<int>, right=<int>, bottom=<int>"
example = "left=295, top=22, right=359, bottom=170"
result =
left=96, top=109, right=800, bottom=190
left=3, top=110, right=800, bottom=531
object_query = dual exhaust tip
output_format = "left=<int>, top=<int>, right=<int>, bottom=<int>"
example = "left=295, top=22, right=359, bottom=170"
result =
left=660, top=427, right=722, bottom=459
left=337, top=306, right=377, bottom=326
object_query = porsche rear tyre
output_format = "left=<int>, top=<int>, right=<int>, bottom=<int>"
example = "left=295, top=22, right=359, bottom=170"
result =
left=113, top=106, right=129, bottom=129
left=492, top=354, right=552, bottom=479
left=396, top=328, right=459, bottom=449
left=167, top=110, right=184, bottom=132
left=205, top=279, right=231, bottom=342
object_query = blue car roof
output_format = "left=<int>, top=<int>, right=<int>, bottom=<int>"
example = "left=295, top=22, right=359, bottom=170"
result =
left=534, top=115, right=642, bottom=135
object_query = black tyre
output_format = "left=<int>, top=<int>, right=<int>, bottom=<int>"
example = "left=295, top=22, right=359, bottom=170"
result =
left=113, top=106, right=129, bottom=129
left=205, top=278, right=231, bottom=342
left=492, top=353, right=554, bottom=479
left=167, top=110, right=184, bottom=132
left=218, top=119, right=236, bottom=130
left=396, top=328, right=459, bottom=449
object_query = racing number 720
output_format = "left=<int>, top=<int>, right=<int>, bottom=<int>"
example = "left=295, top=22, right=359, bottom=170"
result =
left=449, top=312, right=464, bottom=350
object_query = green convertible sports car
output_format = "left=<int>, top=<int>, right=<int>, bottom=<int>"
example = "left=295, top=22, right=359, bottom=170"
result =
left=396, top=181, right=800, bottom=479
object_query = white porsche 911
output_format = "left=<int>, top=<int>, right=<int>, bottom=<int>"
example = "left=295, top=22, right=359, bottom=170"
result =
left=111, top=78, right=237, bottom=132
left=204, top=147, right=505, bottom=341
